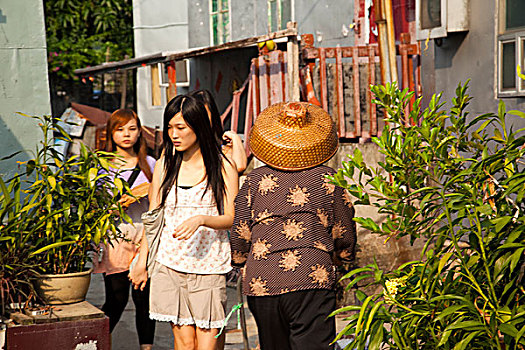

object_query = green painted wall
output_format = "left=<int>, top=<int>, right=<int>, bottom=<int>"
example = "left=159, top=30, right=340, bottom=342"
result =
left=0, top=0, right=51, bottom=178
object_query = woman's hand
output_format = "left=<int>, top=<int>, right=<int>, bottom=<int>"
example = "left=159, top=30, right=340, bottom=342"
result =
left=129, top=264, right=148, bottom=291
left=173, top=215, right=204, bottom=240
left=222, top=131, right=235, bottom=148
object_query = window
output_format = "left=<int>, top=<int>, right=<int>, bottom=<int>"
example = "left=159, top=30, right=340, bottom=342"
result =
left=267, top=0, right=291, bottom=32
left=150, top=60, right=191, bottom=106
left=210, top=0, right=230, bottom=45
left=159, top=60, right=190, bottom=88
left=497, top=0, right=525, bottom=96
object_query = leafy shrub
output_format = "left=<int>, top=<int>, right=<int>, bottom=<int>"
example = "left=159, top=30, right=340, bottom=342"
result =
left=0, top=114, right=127, bottom=313
left=330, top=82, right=525, bottom=349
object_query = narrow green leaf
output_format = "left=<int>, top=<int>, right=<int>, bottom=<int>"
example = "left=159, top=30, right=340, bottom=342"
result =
left=30, top=241, right=76, bottom=256
left=439, top=252, right=453, bottom=273
left=47, top=176, right=56, bottom=190
left=500, top=323, right=519, bottom=337
left=453, top=331, right=481, bottom=350
left=88, top=167, right=98, bottom=187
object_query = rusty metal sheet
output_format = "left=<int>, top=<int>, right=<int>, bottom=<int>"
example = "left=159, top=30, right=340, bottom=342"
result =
left=352, top=46, right=361, bottom=138
left=335, top=47, right=345, bottom=137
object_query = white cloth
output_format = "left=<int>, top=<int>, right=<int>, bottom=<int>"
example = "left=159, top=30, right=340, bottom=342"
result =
left=156, top=181, right=232, bottom=274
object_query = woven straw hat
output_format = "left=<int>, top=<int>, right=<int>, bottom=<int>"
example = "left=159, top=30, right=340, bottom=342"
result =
left=249, top=102, right=338, bottom=170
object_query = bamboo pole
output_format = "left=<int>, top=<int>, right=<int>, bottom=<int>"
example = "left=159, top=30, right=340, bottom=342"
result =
left=374, top=0, right=391, bottom=84
left=384, top=0, right=398, bottom=83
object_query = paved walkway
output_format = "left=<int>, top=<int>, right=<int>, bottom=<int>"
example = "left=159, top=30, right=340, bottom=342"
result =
left=86, top=273, right=349, bottom=349
left=86, top=273, right=259, bottom=349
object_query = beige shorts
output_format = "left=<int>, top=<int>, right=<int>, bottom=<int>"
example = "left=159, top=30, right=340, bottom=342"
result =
left=149, top=264, right=227, bottom=329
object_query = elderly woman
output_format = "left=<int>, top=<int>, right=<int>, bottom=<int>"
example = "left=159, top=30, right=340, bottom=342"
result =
left=230, top=102, right=357, bottom=350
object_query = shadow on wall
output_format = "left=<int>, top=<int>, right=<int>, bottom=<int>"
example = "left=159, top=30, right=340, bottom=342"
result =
left=434, top=31, right=468, bottom=70
left=0, top=112, right=37, bottom=179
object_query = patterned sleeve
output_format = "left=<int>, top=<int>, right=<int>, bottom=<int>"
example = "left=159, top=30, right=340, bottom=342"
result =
left=332, top=186, right=357, bottom=263
left=230, top=176, right=253, bottom=267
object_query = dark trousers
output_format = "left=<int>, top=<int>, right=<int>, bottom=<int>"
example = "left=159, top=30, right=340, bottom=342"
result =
left=247, top=289, right=336, bottom=350
left=102, top=271, right=156, bottom=345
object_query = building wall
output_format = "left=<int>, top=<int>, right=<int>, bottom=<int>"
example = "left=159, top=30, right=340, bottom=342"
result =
left=295, top=0, right=355, bottom=47
left=188, top=47, right=258, bottom=125
left=420, top=0, right=525, bottom=128
left=134, top=0, right=190, bottom=128
left=189, top=0, right=356, bottom=47
left=185, top=0, right=356, bottom=114
left=0, top=0, right=51, bottom=178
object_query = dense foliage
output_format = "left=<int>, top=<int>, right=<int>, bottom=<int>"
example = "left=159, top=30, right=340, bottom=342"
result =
left=0, top=114, right=128, bottom=313
left=330, top=82, right=525, bottom=349
left=44, top=0, right=133, bottom=81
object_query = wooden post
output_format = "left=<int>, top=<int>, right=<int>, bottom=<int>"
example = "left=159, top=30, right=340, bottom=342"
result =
left=352, top=46, right=361, bottom=138
left=251, top=59, right=260, bottom=118
left=258, top=56, right=270, bottom=110
left=319, top=48, right=328, bottom=110
left=335, top=46, right=345, bottom=137
left=150, top=64, right=162, bottom=106
left=167, top=61, right=177, bottom=103
left=286, top=21, right=300, bottom=101
left=269, top=50, right=284, bottom=103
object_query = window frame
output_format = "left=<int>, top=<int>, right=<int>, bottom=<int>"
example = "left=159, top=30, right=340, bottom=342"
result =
left=496, top=0, right=525, bottom=97
left=267, top=0, right=292, bottom=33
left=210, top=0, right=231, bottom=46
left=158, top=60, right=191, bottom=88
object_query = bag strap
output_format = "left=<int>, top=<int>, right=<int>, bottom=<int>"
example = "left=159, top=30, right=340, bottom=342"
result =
left=127, top=166, right=142, bottom=188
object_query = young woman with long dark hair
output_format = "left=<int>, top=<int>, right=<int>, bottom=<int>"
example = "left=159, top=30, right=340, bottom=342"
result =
left=93, top=109, right=156, bottom=350
left=130, top=96, right=238, bottom=350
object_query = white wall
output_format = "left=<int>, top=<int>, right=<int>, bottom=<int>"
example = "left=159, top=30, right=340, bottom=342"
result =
left=133, top=0, right=190, bottom=128
left=0, top=0, right=51, bottom=178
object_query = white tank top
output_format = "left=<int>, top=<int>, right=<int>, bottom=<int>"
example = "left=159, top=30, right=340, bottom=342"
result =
left=156, top=180, right=232, bottom=274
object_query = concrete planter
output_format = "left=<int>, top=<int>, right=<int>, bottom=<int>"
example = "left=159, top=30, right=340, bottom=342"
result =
left=33, top=269, right=92, bottom=305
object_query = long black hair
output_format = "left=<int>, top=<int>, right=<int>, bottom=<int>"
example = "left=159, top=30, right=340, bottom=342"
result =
left=160, top=95, right=226, bottom=214
left=189, top=89, right=223, bottom=143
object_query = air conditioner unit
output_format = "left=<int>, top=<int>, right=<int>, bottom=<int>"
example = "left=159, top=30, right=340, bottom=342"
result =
left=416, top=0, right=469, bottom=40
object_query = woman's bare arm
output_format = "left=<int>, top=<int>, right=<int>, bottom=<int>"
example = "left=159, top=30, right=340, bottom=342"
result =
left=223, top=131, right=247, bottom=173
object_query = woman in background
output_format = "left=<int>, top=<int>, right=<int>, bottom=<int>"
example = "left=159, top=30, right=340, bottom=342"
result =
left=189, top=89, right=247, bottom=174
left=94, top=109, right=156, bottom=350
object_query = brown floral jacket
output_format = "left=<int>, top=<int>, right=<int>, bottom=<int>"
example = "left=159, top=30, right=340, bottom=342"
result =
left=231, top=165, right=356, bottom=296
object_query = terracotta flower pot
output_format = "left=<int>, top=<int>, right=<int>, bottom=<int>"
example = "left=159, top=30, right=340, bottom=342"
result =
left=33, top=269, right=92, bottom=305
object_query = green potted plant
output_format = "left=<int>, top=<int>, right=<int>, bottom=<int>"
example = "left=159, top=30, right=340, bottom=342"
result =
left=0, top=114, right=128, bottom=310
left=329, top=82, right=525, bottom=349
